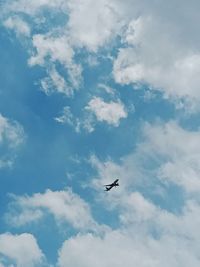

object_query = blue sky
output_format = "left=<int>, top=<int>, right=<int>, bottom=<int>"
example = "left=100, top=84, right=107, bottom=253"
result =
left=1, top=0, right=200, bottom=266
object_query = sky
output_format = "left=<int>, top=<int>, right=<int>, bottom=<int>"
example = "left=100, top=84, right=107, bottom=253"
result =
left=0, top=0, right=200, bottom=266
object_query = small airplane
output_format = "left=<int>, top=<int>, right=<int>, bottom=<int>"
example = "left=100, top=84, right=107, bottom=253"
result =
left=104, top=179, right=119, bottom=191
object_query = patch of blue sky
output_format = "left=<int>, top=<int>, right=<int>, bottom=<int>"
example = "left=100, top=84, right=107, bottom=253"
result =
left=179, top=111, right=200, bottom=131
left=0, top=26, right=73, bottom=195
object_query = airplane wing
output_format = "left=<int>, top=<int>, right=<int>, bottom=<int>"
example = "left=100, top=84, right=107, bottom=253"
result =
left=105, top=186, right=112, bottom=191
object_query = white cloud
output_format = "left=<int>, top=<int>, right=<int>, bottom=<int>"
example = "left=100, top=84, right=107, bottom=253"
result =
left=3, top=0, right=127, bottom=52
left=0, top=114, right=25, bottom=169
left=86, top=97, right=127, bottom=126
left=141, top=121, right=200, bottom=193
left=0, top=114, right=24, bottom=148
left=0, top=233, right=44, bottom=267
left=66, top=0, right=126, bottom=52
left=40, top=67, right=74, bottom=96
left=28, top=34, right=74, bottom=67
left=29, top=33, right=82, bottom=94
left=55, top=106, right=94, bottom=133
left=112, top=1, right=200, bottom=108
left=6, top=188, right=98, bottom=231
left=3, top=16, right=30, bottom=37
left=57, top=212, right=200, bottom=267
left=54, top=106, right=74, bottom=125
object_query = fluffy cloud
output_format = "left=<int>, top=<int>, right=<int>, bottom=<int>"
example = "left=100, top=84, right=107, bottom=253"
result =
left=28, top=34, right=74, bottom=67
left=0, top=114, right=25, bottom=168
left=0, top=233, right=44, bottom=267
left=86, top=97, right=127, bottom=126
left=113, top=1, right=200, bottom=108
left=66, top=0, right=126, bottom=52
left=6, top=188, right=98, bottom=231
left=57, top=199, right=200, bottom=267
left=55, top=96, right=128, bottom=133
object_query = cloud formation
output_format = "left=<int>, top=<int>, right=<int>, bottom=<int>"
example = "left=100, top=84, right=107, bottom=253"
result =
left=6, top=188, right=98, bottom=231
left=57, top=201, right=200, bottom=267
left=0, top=233, right=44, bottom=267
left=57, top=120, right=200, bottom=266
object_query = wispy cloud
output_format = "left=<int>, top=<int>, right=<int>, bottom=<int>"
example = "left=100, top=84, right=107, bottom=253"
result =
left=0, top=114, right=25, bottom=168
left=3, top=16, right=31, bottom=37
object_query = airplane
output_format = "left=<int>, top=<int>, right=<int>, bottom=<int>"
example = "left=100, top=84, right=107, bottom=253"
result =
left=104, top=179, right=119, bottom=191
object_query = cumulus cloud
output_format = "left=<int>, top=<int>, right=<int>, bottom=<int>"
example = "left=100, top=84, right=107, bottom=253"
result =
left=0, top=233, right=44, bottom=267
left=112, top=1, right=200, bottom=109
left=66, top=0, right=126, bottom=52
left=86, top=97, right=127, bottom=126
left=57, top=206, right=200, bottom=267
left=6, top=188, right=98, bottom=231
left=0, top=114, right=25, bottom=168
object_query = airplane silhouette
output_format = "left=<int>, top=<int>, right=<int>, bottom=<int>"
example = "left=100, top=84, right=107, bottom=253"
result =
left=104, top=179, right=119, bottom=191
